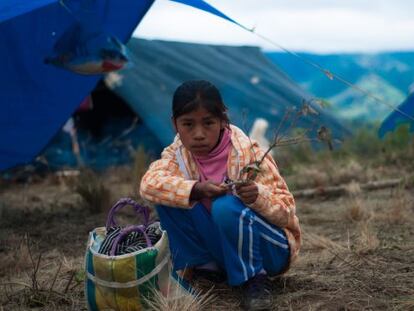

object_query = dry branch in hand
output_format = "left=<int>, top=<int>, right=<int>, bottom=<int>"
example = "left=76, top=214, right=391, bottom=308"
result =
left=225, top=100, right=326, bottom=186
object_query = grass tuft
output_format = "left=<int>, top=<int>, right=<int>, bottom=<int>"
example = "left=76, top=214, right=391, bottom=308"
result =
left=355, top=221, right=380, bottom=254
left=73, top=169, right=111, bottom=214
left=143, top=279, right=216, bottom=311
left=344, top=197, right=370, bottom=222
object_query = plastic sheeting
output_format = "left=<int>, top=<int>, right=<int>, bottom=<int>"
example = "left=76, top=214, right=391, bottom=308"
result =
left=0, top=0, right=154, bottom=171
left=1, top=0, right=348, bottom=172
left=379, top=93, right=414, bottom=137
left=109, top=39, right=348, bottom=147
left=170, top=0, right=243, bottom=28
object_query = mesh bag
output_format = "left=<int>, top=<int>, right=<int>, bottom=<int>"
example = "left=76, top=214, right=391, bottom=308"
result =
left=84, top=198, right=188, bottom=311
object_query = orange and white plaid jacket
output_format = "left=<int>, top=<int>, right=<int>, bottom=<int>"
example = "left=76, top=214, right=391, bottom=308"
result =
left=140, top=125, right=301, bottom=264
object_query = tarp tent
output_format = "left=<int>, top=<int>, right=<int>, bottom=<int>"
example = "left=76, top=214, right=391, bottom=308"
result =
left=109, top=38, right=348, bottom=146
left=0, top=0, right=256, bottom=172
left=0, top=0, right=155, bottom=171
left=379, top=92, right=414, bottom=137
left=1, top=0, right=348, bottom=172
left=39, top=82, right=163, bottom=170
left=36, top=38, right=348, bottom=170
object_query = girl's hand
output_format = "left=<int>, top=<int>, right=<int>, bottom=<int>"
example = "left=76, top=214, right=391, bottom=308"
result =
left=236, top=181, right=258, bottom=205
left=191, top=181, right=227, bottom=200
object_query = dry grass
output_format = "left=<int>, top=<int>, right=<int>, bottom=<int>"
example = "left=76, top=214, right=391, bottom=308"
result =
left=0, top=238, right=85, bottom=311
left=302, top=232, right=348, bottom=253
left=0, top=235, right=34, bottom=277
left=290, top=167, right=329, bottom=189
left=286, top=154, right=405, bottom=192
left=344, top=197, right=364, bottom=222
left=386, top=186, right=412, bottom=224
left=143, top=280, right=216, bottom=311
left=73, top=169, right=111, bottom=214
left=341, top=182, right=376, bottom=223
left=1, top=152, right=414, bottom=310
left=373, top=185, right=414, bottom=225
left=355, top=221, right=380, bottom=254
left=393, top=294, right=414, bottom=311
left=329, top=159, right=365, bottom=185
left=289, top=158, right=369, bottom=190
left=343, top=196, right=371, bottom=222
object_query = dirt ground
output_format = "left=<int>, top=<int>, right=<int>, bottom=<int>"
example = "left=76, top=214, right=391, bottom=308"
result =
left=0, top=165, right=413, bottom=310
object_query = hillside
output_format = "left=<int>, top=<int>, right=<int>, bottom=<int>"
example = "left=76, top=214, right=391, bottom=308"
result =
left=329, top=74, right=405, bottom=121
left=266, top=51, right=414, bottom=122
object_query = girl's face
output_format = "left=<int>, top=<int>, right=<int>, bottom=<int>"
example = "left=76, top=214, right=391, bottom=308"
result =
left=173, top=106, right=225, bottom=156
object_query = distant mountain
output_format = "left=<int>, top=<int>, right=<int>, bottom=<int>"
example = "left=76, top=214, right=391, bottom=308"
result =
left=266, top=52, right=414, bottom=122
left=330, top=74, right=406, bottom=121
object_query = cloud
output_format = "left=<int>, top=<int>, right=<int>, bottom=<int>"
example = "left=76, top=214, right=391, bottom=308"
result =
left=134, top=0, right=414, bottom=53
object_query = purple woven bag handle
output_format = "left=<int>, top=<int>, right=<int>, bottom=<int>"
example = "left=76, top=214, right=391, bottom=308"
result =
left=106, top=198, right=150, bottom=228
left=109, top=225, right=152, bottom=256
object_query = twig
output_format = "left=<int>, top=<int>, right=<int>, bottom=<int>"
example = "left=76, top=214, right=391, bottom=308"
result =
left=70, top=281, right=81, bottom=291
left=281, top=107, right=303, bottom=139
left=63, top=270, right=75, bottom=294
left=0, top=281, right=32, bottom=289
left=25, top=236, right=41, bottom=292
left=324, top=248, right=366, bottom=272
left=232, top=102, right=324, bottom=185
left=272, top=108, right=292, bottom=144
left=257, top=103, right=319, bottom=167
left=47, top=261, right=62, bottom=302
left=274, top=137, right=317, bottom=147
left=3, top=283, right=12, bottom=303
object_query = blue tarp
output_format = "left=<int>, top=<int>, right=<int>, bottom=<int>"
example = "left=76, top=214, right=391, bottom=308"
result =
left=111, top=39, right=348, bottom=147
left=0, top=0, right=347, bottom=172
left=35, top=38, right=348, bottom=171
left=0, top=0, right=154, bottom=171
left=170, top=0, right=243, bottom=29
left=0, top=0, right=246, bottom=172
left=379, top=93, right=414, bottom=137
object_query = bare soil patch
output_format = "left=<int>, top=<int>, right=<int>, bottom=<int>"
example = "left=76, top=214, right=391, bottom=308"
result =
left=1, top=167, right=413, bottom=310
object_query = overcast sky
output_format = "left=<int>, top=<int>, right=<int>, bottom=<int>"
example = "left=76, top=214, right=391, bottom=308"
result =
left=133, top=0, right=414, bottom=54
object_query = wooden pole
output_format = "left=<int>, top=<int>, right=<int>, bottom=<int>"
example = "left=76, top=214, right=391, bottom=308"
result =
left=292, top=177, right=412, bottom=199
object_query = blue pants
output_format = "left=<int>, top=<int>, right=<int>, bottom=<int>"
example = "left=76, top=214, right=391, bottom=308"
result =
left=156, top=195, right=290, bottom=286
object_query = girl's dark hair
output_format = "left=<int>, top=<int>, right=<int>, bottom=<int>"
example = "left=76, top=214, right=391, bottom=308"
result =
left=172, top=80, right=229, bottom=124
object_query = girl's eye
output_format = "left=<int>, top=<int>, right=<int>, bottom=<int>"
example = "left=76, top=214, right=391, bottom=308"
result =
left=182, top=123, right=192, bottom=127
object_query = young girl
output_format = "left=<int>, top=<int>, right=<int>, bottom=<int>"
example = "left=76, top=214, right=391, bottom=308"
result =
left=140, top=80, right=301, bottom=310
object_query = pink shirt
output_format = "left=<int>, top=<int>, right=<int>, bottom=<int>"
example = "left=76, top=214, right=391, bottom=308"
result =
left=193, top=128, right=232, bottom=211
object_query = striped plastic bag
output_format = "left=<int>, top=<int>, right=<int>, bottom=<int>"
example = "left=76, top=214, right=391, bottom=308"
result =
left=84, top=198, right=187, bottom=311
